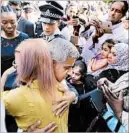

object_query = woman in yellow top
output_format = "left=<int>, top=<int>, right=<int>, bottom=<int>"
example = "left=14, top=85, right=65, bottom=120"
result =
left=1, top=38, right=79, bottom=132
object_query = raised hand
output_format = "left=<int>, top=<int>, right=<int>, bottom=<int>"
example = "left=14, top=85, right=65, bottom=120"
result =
left=100, top=84, right=123, bottom=118
left=25, top=121, right=57, bottom=133
left=52, top=91, right=76, bottom=117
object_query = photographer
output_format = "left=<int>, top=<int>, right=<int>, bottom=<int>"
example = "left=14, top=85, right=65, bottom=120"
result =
left=82, top=1, right=128, bottom=64
left=63, top=2, right=86, bottom=42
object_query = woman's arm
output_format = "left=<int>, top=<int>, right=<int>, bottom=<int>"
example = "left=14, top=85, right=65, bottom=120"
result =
left=52, top=80, right=77, bottom=117
left=100, top=83, right=123, bottom=119
left=25, top=121, right=57, bottom=132
left=100, top=84, right=128, bottom=132
left=102, top=105, right=127, bottom=133
left=1, top=66, right=16, bottom=92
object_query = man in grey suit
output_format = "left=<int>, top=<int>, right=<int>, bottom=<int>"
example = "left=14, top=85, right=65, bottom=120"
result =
left=8, top=0, right=35, bottom=38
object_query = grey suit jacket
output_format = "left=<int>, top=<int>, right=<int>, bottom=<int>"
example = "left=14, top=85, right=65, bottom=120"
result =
left=17, top=16, right=34, bottom=38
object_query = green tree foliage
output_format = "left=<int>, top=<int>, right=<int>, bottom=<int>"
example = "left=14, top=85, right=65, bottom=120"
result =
left=104, top=0, right=113, bottom=3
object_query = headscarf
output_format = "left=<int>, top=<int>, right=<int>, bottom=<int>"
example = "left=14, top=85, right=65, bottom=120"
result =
left=91, top=43, right=129, bottom=76
left=111, top=72, right=129, bottom=93
left=108, top=43, right=129, bottom=71
left=111, top=72, right=129, bottom=112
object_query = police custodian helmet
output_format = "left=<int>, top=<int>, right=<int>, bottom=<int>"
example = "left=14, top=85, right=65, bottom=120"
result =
left=39, top=1, right=64, bottom=24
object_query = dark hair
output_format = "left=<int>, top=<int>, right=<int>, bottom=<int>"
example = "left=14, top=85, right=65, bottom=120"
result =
left=8, top=0, right=21, bottom=6
left=102, top=39, right=116, bottom=49
left=1, top=5, right=16, bottom=13
left=21, top=2, right=38, bottom=12
left=121, top=1, right=128, bottom=16
left=21, top=2, right=30, bottom=7
left=112, top=1, right=128, bottom=16
left=73, top=58, right=87, bottom=76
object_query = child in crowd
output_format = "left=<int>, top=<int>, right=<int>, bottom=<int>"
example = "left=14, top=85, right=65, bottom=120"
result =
left=88, top=39, right=115, bottom=73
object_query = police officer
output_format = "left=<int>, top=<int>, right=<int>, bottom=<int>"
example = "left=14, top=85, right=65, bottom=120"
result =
left=38, top=2, right=67, bottom=42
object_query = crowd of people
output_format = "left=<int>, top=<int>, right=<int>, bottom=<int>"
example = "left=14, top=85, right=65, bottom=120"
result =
left=1, top=0, right=129, bottom=132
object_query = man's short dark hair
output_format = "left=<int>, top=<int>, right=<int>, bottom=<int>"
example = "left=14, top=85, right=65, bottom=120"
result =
left=8, top=0, right=21, bottom=6
left=121, top=1, right=128, bottom=16
left=112, top=1, right=128, bottom=16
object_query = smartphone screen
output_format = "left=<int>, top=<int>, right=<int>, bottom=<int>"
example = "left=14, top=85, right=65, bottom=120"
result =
left=70, top=36, right=79, bottom=46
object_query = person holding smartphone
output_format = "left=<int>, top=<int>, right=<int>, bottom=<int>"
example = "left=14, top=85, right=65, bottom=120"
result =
left=82, top=1, right=128, bottom=64
left=98, top=78, right=128, bottom=133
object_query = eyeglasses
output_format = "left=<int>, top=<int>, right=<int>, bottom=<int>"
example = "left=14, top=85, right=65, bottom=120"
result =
left=12, top=60, right=17, bottom=69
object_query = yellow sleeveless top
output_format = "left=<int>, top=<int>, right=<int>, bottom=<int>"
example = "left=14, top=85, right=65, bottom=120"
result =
left=2, top=80, right=69, bottom=132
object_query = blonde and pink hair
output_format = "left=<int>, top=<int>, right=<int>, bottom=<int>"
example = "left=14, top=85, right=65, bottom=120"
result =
left=15, top=39, right=56, bottom=94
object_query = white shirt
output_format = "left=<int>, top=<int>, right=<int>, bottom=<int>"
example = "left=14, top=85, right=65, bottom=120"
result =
left=62, top=24, right=86, bottom=44
left=61, top=26, right=71, bottom=41
left=122, top=29, right=129, bottom=44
